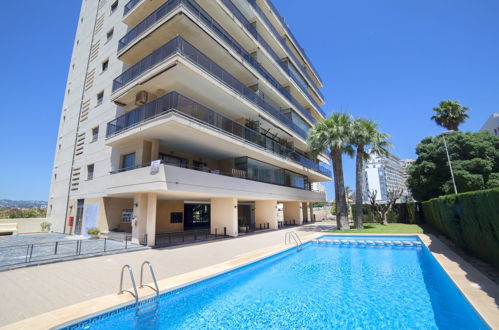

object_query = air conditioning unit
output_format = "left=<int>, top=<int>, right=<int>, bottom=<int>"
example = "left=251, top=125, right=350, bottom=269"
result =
left=135, top=91, right=149, bottom=106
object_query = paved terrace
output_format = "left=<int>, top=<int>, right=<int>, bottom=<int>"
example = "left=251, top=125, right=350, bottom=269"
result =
left=0, top=224, right=334, bottom=327
left=0, top=233, right=147, bottom=271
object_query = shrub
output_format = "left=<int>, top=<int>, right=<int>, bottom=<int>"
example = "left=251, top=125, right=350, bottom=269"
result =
left=40, top=221, right=51, bottom=231
left=422, top=188, right=499, bottom=267
left=87, top=227, right=100, bottom=236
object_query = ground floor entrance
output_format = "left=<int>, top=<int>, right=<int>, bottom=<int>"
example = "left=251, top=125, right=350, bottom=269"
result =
left=67, top=196, right=317, bottom=247
left=184, top=203, right=210, bottom=230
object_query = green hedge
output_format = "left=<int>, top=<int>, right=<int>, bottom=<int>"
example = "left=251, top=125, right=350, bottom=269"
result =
left=422, top=188, right=499, bottom=268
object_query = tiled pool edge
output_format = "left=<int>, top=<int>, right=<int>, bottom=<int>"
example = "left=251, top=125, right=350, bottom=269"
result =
left=418, top=234, right=499, bottom=328
left=2, top=233, right=498, bottom=329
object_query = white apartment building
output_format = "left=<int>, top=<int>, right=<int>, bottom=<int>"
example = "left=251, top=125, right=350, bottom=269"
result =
left=48, top=0, right=330, bottom=246
left=362, top=150, right=412, bottom=203
left=480, top=113, right=499, bottom=136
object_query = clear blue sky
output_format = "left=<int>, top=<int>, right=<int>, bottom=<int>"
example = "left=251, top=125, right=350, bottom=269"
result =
left=0, top=0, right=498, bottom=201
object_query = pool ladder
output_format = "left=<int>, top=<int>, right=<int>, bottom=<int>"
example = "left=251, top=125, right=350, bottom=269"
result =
left=118, top=261, right=160, bottom=303
left=285, top=231, right=303, bottom=251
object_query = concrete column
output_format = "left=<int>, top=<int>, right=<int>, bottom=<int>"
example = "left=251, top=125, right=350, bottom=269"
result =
left=211, top=197, right=238, bottom=237
left=255, top=200, right=278, bottom=230
left=283, top=201, right=303, bottom=225
left=302, top=202, right=309, bottom=223
left=309, top=202, right=314, bottom=222
left=151, top=139, right=159, bottom=161
left=132, top=194, right=148, bottom=244
left=146, top=193, right=157, bottom=247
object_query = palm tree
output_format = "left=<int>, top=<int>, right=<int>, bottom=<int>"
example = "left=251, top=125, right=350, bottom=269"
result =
left=350, top=118, right=391, bottom=229
left=308, top=113, right=353, bottom=230
left=431, top=100, right=470, bottom=131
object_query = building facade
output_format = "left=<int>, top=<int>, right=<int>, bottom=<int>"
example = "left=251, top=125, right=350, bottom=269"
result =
left=48, top=0, right=331, bottom=245
left=362, top=150, right=412, bottom=203
left=480, top=113, right=499, bottom=136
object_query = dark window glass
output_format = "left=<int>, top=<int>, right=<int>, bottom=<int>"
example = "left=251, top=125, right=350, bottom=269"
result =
left=92, top=127, right=99, bottom=141
left=106, top=28, right=114, bottom=41
left=110, top=1, right=118, bottom=13
left=102, top=59, right=109, bottom=72
left=159, top=153, right=188, bottom=168
left=97, top=91, right=104, bottom=105
left=87, top=164, right=94, bottom=180
left=122, top=153, right=135, bottom=170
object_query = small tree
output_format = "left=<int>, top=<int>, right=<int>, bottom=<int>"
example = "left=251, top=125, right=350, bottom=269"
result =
left=378, top=189, right=403, bottom=225
left=367, top=189, right=378, bottom=222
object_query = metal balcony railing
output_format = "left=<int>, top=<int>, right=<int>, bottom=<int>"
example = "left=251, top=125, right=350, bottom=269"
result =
left=113, top=36, right=311, bottom=139
left=220, top=0, right=326, bottom=117
left=264, top=0, right=323, bottom=84
left=246, top=0, right=324, bottom=101
left=106, top=91, right=332, bottom=177
left=117, top=0, right=320, bottom=123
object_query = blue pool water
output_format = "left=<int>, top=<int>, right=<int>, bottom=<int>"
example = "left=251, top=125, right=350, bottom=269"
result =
left=64, top=235, right=488, bottom=329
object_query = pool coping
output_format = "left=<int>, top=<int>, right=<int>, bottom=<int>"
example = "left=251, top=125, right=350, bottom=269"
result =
left=2, top=232, right=498, bottom=329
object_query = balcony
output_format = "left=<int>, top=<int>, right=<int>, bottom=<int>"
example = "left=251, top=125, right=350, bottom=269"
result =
left=112, top=36, right=311, bottom=140
left=107, top=163, right=326, bottom=202
left=219, top=0, right=326, bottom=116
left=106, top=91, right=332, bottom=178
left=264, top=0, right=323, bottom=85
left=117, top=0, right=322, bottom=122
left=246, top=0, right=324, bottom=99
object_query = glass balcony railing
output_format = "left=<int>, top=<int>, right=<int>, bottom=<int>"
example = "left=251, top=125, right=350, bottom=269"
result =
left=123, top=0, right=141, bottom=16
left=106, top=90, right=332, bottom=178
left=113, top=36, right=311, bottom=139
left=117, top=0, right=320, bottom=123
left=246, top=0, right=324, bottom=101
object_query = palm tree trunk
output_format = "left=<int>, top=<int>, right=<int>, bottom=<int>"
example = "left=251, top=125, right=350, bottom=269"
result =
left=331, top=151, right=341, bottom=229
left=332, top=148, right=349, bottom=230
left=354, top=146, right=364, bottom=229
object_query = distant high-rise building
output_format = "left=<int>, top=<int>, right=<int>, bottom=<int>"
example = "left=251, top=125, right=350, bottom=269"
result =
left=363, top=150, right=412, bottom=203
left=47, top=0, right=331, bottom=244
left=480, top=113, right=499, bottom=136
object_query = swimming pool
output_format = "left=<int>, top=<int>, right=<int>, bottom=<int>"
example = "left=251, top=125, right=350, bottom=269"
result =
left=63, top=235, right=488, bottom=329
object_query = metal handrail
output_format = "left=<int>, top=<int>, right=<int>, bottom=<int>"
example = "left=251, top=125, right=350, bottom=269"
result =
left=285, top=231, right=303, bottom=251
left=118, top=264, right=139, bottom=303
left=139, top=261, right=159, bottom=295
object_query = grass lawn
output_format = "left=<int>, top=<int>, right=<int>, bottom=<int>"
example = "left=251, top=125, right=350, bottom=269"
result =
left=332, top=223, right=424, bottom=234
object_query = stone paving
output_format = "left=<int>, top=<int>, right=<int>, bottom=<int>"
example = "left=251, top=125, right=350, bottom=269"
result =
left=0, top=225, right=328, bottom=327
left=0, top=233, right=147, bottom=271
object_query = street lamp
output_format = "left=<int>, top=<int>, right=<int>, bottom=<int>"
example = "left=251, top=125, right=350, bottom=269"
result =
left=442, top=130, right=458, bottom=194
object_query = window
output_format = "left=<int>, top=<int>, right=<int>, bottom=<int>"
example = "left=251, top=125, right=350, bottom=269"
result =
left=87, top=164, right=94, bottom=180
left=102, top=59, right=109, bottom=72
left=110, top=1, right=118, bottom=13
left=92, top=126, right=99, bottom=142
left=122, top=153, right=136, bottom=171
left=96, top=91, right=104, bottom=106
left=106, top=28, right=114, bottom=41
left=171, top=212, right=183, bottom=224
left=159, top=153, right=188, bottom=168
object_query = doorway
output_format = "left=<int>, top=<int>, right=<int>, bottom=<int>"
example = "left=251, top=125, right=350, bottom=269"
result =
left=184, top=203, right=210, bottom=230
left=74, top=199, right=84, bottom=235
left=238, top=203, right=255, bottom=233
